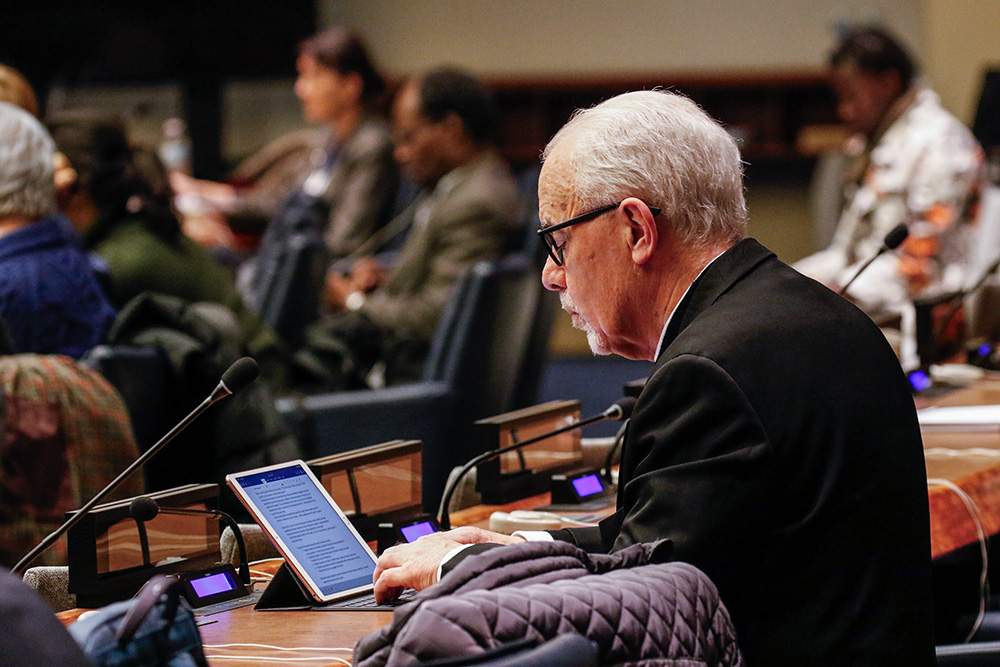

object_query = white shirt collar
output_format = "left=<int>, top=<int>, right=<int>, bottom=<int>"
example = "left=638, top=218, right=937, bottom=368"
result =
left=654, top=249, right=727, bottom=360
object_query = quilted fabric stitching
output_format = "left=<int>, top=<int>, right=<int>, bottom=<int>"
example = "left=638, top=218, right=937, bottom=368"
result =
left=354, top=542, right=743, bottom=667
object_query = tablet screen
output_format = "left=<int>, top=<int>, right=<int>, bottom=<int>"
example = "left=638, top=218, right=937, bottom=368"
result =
left=230, top=463, right=376, bottom=600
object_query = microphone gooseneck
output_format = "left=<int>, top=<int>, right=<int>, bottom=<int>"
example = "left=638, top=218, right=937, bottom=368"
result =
left=437, top=397, right=635, bottom=530
left=11, top=358, right=258, bottom=576
left=129, top=496, right=251, bottom=586
left=838, top=223, right=910, bottom=297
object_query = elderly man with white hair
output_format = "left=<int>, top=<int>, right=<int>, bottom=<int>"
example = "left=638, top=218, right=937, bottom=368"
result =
left=372, top=90, right=935, bottom=665
left=0, top=102, right=115, bottom=357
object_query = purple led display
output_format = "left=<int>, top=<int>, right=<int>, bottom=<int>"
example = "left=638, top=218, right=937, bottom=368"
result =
left=400, top=521, right=438, bottom=542
left=571, top=474, right=604, bottom=498
left=189, top=572, right=236, bottom=598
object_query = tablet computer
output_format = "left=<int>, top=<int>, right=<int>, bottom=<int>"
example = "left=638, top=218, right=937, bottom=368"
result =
left=226, top=460, right=381, bottom=605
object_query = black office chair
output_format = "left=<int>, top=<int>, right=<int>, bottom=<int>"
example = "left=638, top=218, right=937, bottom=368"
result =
left=254, top=234, right=327, bottom=351
left=277, top=254, right=551, bottom=511
left=80, top=344, right=173, bottom=455
left=240, top=183, right=331, bottom=351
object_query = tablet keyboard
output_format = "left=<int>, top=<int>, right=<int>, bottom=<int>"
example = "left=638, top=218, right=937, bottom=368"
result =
left=320, top=588, right=417, bottom=611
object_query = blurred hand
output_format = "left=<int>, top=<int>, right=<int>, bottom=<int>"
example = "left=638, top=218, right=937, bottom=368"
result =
left=372, top=528, right=524, bottom=603
left=350, top=257, right=386, bottom=293
left=324, top=271, right=356, bottom=311
left=181, top=212, right=237, bottom=250
left=169, top=172, right=236, bottom=212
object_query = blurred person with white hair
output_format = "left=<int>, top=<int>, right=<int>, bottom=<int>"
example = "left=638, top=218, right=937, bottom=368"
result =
left=0, top=102, right=115, bottom=357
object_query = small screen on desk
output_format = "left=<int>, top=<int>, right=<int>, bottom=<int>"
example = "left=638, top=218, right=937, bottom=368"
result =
left=190, top=571, right=237, bottom=598
left=400, top=521, right=438, bottom=542
left=908, top=369, right=932, bottom=392
left=571, top=474, right=604, bottom=498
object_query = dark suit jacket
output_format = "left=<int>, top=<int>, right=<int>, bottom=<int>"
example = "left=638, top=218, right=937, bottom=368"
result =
left=551, top=238, right=935, bottom=665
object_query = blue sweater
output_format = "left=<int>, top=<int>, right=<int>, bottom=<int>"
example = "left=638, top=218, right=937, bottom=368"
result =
left=0, top=215, right=116, bottom=358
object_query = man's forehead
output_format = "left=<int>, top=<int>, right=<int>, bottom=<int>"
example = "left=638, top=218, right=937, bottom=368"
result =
left=537, top=152, right=576, bottom=225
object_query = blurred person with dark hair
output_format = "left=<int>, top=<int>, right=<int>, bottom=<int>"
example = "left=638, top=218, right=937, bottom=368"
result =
left=0, top=102, right=115, bottom=358
left=795, top=26, right=983, bottom=368
left=47, top=110, right=287, bottom=384
left=298, top=67, right=521, bottom=389
left=173, top=26, right=398, bottom=260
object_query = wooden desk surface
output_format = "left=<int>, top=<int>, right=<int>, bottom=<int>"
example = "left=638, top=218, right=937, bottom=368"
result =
left=921, top=375, right=1000, bottom=558
left=197, top=602, right=391, bottom=666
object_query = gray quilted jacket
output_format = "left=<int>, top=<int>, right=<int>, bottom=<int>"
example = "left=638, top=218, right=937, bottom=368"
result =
left=353, top=539, right=744, bottom=667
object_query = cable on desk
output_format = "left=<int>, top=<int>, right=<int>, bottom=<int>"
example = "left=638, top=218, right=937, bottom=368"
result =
left=204, top=656, right=350, bottom=664
left=203, top=643, right=353, bottom=665
left=204, top=644, right=352, bottom=651
left=928, top=477, right=989, bottom=643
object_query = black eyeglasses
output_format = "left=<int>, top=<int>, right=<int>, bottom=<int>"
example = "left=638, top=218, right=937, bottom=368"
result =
left=537, top=202, right=661, bottom=266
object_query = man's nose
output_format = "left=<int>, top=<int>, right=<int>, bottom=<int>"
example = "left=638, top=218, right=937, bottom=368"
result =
left=541, top=257, right=566, bottom=291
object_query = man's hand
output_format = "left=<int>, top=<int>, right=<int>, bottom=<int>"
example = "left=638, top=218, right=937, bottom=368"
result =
left=372, top=528, right=524, bottom=603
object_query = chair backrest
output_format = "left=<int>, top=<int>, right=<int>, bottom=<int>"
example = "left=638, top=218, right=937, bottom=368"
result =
left=443, top=254, right=544, bottom=423
left=21, top=566, right=75, bottom=612
left=421, top=266, right=480, bottom=383
left=511, top=287, right=558, bottom=410
left=240, top=189, right=331, bottom=350
left=254, top=234, right=328, bottom=350
left=81, top=344, right=172, bottom=454
left=967, top=181, right=1000, bottom=339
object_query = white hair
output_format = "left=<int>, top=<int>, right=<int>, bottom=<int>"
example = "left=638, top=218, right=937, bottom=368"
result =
left=543, top=90, right=747, bottom=246
left=0, top=101, right=55, bottom=220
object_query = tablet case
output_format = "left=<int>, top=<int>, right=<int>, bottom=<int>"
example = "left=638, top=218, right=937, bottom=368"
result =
left=254, top=563, right=315, bottom=611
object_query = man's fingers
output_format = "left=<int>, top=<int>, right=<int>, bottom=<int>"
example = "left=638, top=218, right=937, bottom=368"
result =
left=373, top=567, right=407, bottom=604
left=372, top=544, right=406, bottom=584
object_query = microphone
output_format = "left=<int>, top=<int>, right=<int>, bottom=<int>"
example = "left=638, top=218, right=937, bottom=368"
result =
left=838, top=223, right=909, bottom=296
left=11, top=357, right=260, bottom=575
left=437, top=397, right=637, bottom=530
left=129, top=496, right=251, bottom=586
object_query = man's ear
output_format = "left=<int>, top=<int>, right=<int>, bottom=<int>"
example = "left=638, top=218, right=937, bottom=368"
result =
left=343, top=71, right=365, bottom=104
left=52, top=151, right=78, bottom=198
left=621, top=198, right=658, bottom=265
left=878, top=69, right=904, bottom=100
left=441, top=112, right=466, bottom=141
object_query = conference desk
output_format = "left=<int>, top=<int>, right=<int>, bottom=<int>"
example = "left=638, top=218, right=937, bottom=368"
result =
left=56, top=374, right=1000, bottom=665
left=193, top=374, right=1000, bottom=665
left=920, top=376, right=1000, bottom=559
